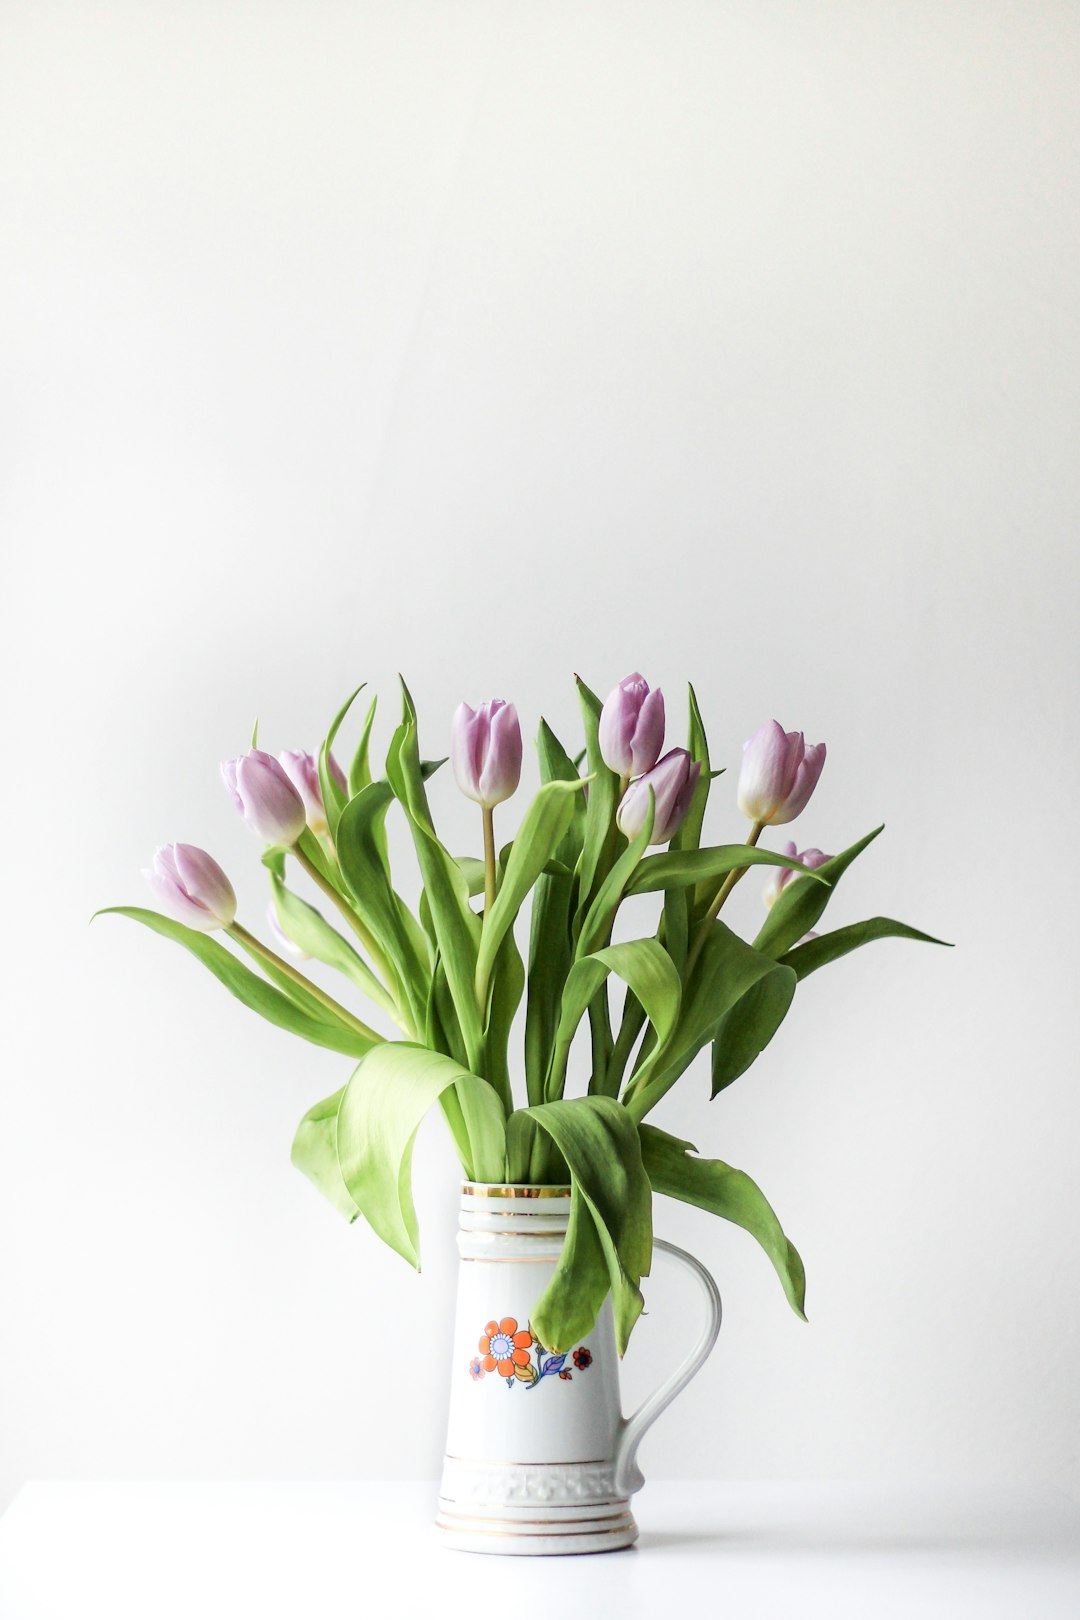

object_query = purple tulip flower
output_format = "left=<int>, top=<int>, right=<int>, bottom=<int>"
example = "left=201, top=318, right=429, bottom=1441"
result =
left=598, top=672, right=666, bottom=779
left=762, top=842, right=832, bottom=909
left=451, top=700, right=522, bottom=808
left=145, top=843, right=237, bottom=931
left=616, top=747, right=701, bottom=845
left=278, top=749, right=346, bottom=836
left=737, top=721, right=826, bottom=826
left=222, top=748, right=307, bottom=845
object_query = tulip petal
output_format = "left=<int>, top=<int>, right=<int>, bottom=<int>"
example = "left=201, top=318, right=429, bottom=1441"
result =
left=773, top=741, right=826, bottom=825
left=450, top=702, right=484, bottom=803
left=631, top=686, right=666, bottom=776
left=227, top=749, right=307, bottom=844
left=478, top=702, right=522, bottom=806
left=146, top=868, right=218, bottom=930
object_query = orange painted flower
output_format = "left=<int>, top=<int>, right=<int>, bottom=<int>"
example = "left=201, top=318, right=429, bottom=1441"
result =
left=478, top=1317, right=533, bottom=1377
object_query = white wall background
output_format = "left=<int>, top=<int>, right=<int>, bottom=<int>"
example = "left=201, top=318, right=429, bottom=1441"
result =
left=2, top=0, right=1078, bottom=1513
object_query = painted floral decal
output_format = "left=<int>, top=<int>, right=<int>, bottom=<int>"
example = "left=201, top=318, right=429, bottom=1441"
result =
left=478, top=1317, right=534, bottom=1377
left=471, top=1316, right=592, bottom=1389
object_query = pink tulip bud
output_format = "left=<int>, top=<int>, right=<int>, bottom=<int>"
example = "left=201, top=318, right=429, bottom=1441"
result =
left=145, top=843, right=237, bottom=931
left=222, top=748, right=307, bottom=845
left=616, top=747, right=701, bottom=846
left=451, top=699, right=522, bottom=808
left=762, top=843, right=832, bottom=908
left=278, top=749, right=346, bottom=835
left=267, top=902, right=310, bottom=960
left=598, top=672, right=666, bottom=778
left=737, top=720, right=826, bottom=826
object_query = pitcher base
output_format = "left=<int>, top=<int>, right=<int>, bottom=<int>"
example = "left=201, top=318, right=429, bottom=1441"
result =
left=435, top=1499, right=638, bottom=1555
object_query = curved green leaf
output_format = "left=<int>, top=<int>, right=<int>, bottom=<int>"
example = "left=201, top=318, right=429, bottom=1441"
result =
left=269, top=875, right=399, bottom=1020
left=319, top=684, right=365, bottom=840
left=545, top=940, right=681, bottom=1102
left=336, top=780, right=430, bottom=1030
left=508, top=1096, right=652, bottom=1353
left=454, top=856, right=487, bottom=898
left=96, top=908, right=375, bottom=1058
left=475, top=778, right=584, bottom=1004
left=348, top=693, right=379, bottom=798
left=710, top=966, right=797, bottom=1095
left=574, top=677, right=621, bottom=916
left=754, top=825, right=884, bottom=958
left=640, top=1124, right=806, bottom=1318
left=676, top=682, right=712, bottom=855
left=291, top=1088, right=360, bottom=1222
left=779, top=916, right=952, bottom=980
left=576, top=796, right=653, bottom=958
left=386, top=683, right=483, bottom=1072
left=624, top=920, right=795, bottom=1120
left=628, top=843, right=830, bottom=897
left=525, top=721, right=589, bottom=1105
left=481, top=928, right=525, bottom=1106
left=336, top=1044, right=506, bottom=1268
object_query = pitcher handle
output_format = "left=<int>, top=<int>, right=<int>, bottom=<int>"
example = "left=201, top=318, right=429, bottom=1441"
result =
left=612, top=1237, right=722, bottom=1497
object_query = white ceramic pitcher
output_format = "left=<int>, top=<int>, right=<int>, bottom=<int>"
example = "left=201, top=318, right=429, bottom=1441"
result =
left=436, top=1182, right=722, bottom=1554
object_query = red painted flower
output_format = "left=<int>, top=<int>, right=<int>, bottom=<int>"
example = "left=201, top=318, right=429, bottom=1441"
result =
left=478, top=1317, right=533, bottom=1377
left=573, top=1347, right=592, bottom=1370
left=469, top=1357, right=485, bottom=1381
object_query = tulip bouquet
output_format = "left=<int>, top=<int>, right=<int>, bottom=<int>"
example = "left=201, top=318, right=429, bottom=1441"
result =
left=101, top=676, right=946, bottom=1353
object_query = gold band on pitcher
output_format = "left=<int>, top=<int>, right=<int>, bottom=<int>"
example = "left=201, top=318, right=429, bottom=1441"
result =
left=461, top=1184, right=571, bottom=1199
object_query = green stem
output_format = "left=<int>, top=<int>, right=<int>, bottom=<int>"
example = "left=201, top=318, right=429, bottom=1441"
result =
left=228, top=922, right=384, bottom=1045
left=482, top=805, right=497, bottom=917
left=686, top=820, right=765, bottom=974
left=292, top=842, right=413, bottom=1035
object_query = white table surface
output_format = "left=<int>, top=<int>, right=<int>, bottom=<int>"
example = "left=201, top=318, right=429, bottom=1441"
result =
left=1, top=1480, right=1078, bottom=1619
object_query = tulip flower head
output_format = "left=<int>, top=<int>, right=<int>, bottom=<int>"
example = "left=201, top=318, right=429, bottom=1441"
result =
left=762, top=842, right=832, bottom=909
left=598, top=672, right=666, bottom=779
left=222, top=749, right=308, bottom=846
left=451, top=699, right=522, bottom=808
left=616, top=747, right=701, bottom=846
left=145, top=843, right=237, bottom=931
left=278, top=749, right=346, bottom=836
left=737, top=721, right=826, bottom=826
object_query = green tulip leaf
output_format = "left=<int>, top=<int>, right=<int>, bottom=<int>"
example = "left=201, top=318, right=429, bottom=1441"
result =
left=480, top=927, right=525, bottom=1109
left=348, top=692, right=379, bottom=799
left=96, top=908, right=376, bottom=1058
left=335, top=779, right=432, bottom=1033
left=454, top=856, right=487, bottom=898
left=710, top=965, right=798, bottom=1095
left=386, top=683, right=484, bottom=1073
left=268, top=874, right=400, bottom=1020
left=319, top=684, right=365, bottom=841
left=779, top=916, right=953, bottom=980
left=753, top=826, right=884, bottom=959
left=676, top=682, right=712, bottom=855
left=627, top=843, right=831, bottom=898
left=291, top=1088, right=360, bottom=1222
left=336, top=1043, right=506, bottom=1268
left=576, top=797, right=654, bottom=959
left=545, top=939, right=682, bottom=1103
left=624, top=920, right=796, bottom=1120
left=508, top=1096, right=653, bottom=1353
left=475, top=777, right=585, bottom=1005
left=640, top=1124, right=806, bottom=1318
left=574, top=677, right=622, bottom=917
left=524, top=721, right=587, bottom=1106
